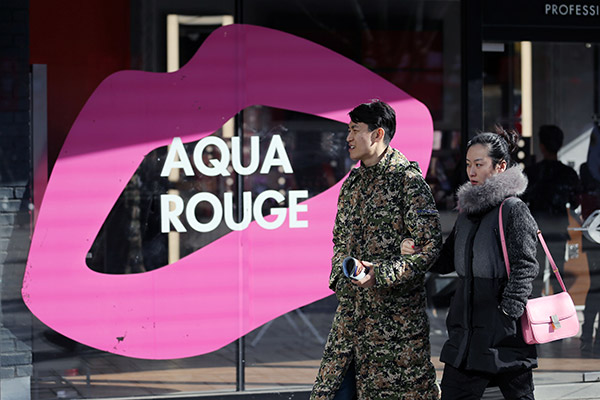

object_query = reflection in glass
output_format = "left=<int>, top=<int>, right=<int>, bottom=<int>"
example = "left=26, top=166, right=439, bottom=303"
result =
left=86, top=106, right=350, bottom=274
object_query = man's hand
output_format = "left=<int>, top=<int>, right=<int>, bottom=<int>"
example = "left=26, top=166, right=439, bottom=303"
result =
left=352, top=261, right=375, bottom=288
left=401, top=238, right=420, bottom=255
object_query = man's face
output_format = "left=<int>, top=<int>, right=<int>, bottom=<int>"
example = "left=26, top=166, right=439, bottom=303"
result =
left=347, top=121, right=380, bottom=165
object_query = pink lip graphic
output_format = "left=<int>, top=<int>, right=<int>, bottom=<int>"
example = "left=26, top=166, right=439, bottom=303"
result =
left=23, top=24, right=433, bottom=359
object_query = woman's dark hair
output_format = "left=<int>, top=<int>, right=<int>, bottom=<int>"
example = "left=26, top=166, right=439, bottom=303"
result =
left=348, top=100, right=396, bottom=145
left=466, top=125, right=520, bottom=167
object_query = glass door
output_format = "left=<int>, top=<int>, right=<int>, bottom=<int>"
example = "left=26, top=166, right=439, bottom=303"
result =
left=483, top=41, right=600, bottom=362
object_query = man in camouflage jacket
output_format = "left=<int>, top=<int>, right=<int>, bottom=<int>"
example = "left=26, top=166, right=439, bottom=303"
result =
left=310, top=101, right=442, bottom=399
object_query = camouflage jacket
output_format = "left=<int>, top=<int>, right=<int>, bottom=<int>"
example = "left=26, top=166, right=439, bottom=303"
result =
left=311, top=147, right=442, bottom=400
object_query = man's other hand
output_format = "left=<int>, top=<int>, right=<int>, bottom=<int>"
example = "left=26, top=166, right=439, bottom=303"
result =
left=353, top=261, right=375, bottom=288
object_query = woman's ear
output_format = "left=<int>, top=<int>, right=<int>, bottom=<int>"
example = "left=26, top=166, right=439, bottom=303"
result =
left=497, top=159, right=507, bottom=173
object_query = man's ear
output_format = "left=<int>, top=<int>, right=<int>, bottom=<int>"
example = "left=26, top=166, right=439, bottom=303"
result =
left=373, top=127, right=385, bottom=143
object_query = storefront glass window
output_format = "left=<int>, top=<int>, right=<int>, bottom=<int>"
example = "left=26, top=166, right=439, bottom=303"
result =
left=483, top=41, right=600, bottom=375
left=3, top=1, right=462, bottom=399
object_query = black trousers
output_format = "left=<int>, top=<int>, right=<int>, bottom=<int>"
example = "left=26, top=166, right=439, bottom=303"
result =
left=440, top=364, right=534, bottom=400
left=333, top=361, right=357, bottom=400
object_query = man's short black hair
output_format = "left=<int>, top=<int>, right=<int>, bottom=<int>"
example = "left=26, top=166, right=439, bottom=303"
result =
left=349, top=100, right=396, bottom=145
left=539, top=124, right=564, bottom=154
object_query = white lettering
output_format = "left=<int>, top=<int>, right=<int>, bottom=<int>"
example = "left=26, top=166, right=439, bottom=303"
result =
left=558, top=4, right=567, bottom=15
left=164, top=135, right=293, bottom=177
left=159, top=135, right=308, bottom=234
left=260, top=135, right=293, bottom=174
left=288, top=190, right=309, bottom=228
left=161, top=137, right=195, bottom=177
left=193, top=136, right=231, bottom=177
left=161, top=190, right=310, bottom=233
left=544, top=2, right=600, bottom=17
left=160, top=194, right=187, bottom=233
left=254, top=190, right=287, bottom=230
left=186, top=192, right=223, bottom=232
left=231, top=136, right=260, bottom=175
left=223, top=191, right=252, bottom=231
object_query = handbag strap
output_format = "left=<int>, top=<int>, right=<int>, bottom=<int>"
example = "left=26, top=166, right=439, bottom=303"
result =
left=499, top=197, right=567, bottom=293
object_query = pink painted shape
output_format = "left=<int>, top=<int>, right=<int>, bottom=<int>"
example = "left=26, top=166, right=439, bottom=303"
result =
left=23, top=24, right=433, bottom=359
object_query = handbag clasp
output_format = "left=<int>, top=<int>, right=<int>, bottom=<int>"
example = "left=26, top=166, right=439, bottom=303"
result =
left=551, top=314, right=561, bottom=329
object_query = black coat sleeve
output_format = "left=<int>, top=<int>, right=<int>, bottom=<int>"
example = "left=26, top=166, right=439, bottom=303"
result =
left=430, top=224, right=456, bottom=275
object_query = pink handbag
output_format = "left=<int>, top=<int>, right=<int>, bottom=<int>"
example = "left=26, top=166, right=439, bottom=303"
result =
left=499, top=199, right=580, bottom=345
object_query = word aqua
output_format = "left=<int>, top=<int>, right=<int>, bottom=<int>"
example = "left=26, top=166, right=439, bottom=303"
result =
left=160, top=136, right=308, bottom=233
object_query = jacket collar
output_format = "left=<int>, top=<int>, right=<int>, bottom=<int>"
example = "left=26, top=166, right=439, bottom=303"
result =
left=456, top=166, right=528, bottom=214
left=358, top=146, right=392, bottom=175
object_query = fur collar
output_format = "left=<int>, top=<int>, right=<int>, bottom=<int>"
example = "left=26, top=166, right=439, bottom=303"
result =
left=456, top=166, right=528, bottom=214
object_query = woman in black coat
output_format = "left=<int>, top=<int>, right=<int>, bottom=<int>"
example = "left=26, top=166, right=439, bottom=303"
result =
left=405, top=128, right=539, bottom=399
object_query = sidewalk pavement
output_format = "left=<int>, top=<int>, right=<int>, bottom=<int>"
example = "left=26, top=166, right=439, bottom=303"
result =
left=3, top=294, right=600, bottom=399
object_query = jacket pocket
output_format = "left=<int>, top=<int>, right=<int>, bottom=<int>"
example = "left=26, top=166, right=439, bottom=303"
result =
left=492, top=306, right=521, bottom=347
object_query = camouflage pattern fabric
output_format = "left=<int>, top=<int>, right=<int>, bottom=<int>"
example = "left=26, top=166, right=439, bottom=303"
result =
left=310, top=147, right=442, bottom=400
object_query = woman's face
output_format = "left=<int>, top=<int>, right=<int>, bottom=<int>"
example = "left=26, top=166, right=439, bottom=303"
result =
left=466, top=143, right=506, bottom=185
